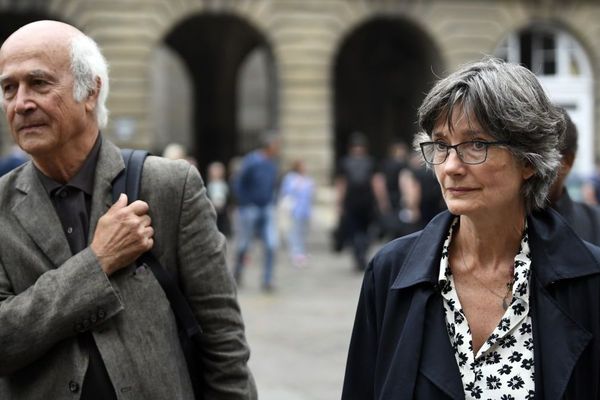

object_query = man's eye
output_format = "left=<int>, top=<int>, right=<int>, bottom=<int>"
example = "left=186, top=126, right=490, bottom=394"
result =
left=2, top=84, right=15, bottom=96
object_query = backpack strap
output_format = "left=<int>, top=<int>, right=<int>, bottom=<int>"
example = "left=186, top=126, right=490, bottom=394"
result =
left=112, top=149, right=202, bottom=336
left=112, top=149, right=149, bottom=204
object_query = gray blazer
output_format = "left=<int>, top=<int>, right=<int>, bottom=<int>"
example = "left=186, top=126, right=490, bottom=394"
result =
left=0, top=140, right=256, bottom=399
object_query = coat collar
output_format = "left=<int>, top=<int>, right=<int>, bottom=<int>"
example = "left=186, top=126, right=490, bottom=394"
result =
left=391, top=209, right=600, bottom=290
left=12, top=137, right=124, bottom=268
left=388, top=209, right=600, bottom=400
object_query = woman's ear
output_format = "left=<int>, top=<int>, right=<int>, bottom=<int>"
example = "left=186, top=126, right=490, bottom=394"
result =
left=522, top=162, right=535, bottom=180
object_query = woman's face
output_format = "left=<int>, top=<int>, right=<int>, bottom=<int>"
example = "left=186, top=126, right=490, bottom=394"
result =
left=432, top=108, right=534, bottom=218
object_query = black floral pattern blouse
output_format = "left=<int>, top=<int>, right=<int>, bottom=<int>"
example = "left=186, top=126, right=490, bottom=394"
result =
left=438, top=218, right=535, bottom=399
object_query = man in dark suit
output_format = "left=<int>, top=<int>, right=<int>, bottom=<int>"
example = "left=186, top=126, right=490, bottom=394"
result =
left=549, top=108, right=600, bottom=245
left=0, top=20, right=255, bottom=399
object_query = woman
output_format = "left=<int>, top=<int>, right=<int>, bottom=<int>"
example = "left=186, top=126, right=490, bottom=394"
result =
left=342, top=58, right=600, bottom=399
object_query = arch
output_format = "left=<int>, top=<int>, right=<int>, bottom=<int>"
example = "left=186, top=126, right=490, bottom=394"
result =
left=495, top=23, right=595, bottom=178
left=333, top=16, right=443, bottom=168
left=153, top=13, right=277, bottom=175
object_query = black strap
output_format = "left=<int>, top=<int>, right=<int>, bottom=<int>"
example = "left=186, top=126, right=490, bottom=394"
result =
left=112, top=149, right=203, bottom=337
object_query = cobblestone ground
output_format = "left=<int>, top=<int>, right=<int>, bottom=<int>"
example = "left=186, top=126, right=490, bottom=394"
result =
left=229, top=211, right=380, bottom=400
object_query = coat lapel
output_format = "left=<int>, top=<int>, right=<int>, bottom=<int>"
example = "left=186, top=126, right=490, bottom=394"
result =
left=529, top=209, right=598, bottom=400
left=390, top=211, right=464, bottom=399
left=12, top=162, right=71, bottom=268
left=419, top=293, right=464, bottom=399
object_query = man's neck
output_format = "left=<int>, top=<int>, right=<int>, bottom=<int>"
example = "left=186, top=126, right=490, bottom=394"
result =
left=33, top=131, right=99, bottom=183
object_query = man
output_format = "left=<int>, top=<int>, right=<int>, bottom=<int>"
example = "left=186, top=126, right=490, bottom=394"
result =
left=335, top=132, right=376, bottom=271
left=0, top=20, right=255, bottom=399
left=372, top=140, right=409, bottom=239
left=549, top=107, right=600, bottom=245
left=233, top=133, right=279, bottom=291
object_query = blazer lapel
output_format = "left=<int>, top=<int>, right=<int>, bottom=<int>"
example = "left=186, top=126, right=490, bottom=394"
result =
left=12, top=162, right=71, bottom=268
left=87, top=139, right=126, bottom=242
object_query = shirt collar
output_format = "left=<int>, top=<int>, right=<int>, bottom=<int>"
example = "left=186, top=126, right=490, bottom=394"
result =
left=37, top=134, right=102, bottom=196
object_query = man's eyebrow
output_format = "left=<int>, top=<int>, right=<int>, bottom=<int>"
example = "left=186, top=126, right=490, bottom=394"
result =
left=0, top=70, right=53, bottom=84
left=28, top=70, right=53, bottom=79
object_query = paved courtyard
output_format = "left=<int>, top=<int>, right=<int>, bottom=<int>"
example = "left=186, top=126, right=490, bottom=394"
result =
left=230, top=210, right=376, bottom=400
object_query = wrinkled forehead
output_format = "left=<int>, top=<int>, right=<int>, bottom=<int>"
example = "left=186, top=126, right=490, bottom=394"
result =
left=0, top=35, right=71, bottom=77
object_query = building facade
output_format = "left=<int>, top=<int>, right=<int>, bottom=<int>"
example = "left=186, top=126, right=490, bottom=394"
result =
left=0, top=0, right=598, bottom=185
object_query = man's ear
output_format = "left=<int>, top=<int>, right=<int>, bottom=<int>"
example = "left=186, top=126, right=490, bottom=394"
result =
left=84, top=76, right=101, bottom=112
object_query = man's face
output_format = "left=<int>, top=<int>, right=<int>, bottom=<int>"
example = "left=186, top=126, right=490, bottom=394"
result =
left=0, top=36, right=90, bottom=158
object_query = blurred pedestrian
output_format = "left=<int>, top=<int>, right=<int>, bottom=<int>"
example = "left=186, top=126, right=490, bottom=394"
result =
left=280, top=159, right=315, bottom=267
left=233, top=132, right=280, bottom=291
left=207, top=161, right=232, bottom=237
left=335, top=132, right=376, bottom=271
left=396, top=151, right=446, bottom=234
left=372, top=140, right=409, bottom=239
left=0, top=20, right=255, bottom=399
left=549, top=107, right=600, bottom=244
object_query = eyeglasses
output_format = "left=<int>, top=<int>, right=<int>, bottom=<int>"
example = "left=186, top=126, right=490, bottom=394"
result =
left=419, top=140, right=508, bottom=165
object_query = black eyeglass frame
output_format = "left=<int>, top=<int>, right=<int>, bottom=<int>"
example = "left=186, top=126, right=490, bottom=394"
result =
left=419, top=140, right=509, bottom=165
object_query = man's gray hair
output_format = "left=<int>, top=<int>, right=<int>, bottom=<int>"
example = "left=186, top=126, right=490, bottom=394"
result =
left=414, top=57, right=565, bottom=212
left=70, top=34, right=109, bottom=128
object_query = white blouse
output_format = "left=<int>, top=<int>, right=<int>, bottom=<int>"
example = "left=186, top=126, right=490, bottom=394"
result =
left=438, top=219, right=535, bottom=400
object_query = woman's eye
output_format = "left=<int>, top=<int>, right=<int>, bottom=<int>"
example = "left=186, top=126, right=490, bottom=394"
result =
left=471, top=141, right=487, bottom=151
left=433, top=142, right=447, bottom=151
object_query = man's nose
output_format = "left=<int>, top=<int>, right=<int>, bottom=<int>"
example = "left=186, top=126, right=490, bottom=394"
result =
left=14, top=87, right=36, bottom=115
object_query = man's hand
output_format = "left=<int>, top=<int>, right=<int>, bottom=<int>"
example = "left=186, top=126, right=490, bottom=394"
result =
left=91, top=194, right=154, bottom=276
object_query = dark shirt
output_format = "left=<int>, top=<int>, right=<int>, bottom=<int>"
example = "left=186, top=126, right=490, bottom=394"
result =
left=338, top=154, right=375, bottom=210
left=37, top=135, right=117, bottom=400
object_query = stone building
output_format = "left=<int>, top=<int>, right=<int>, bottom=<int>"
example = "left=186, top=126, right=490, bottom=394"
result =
left=0, top=0, right=598, bottom=186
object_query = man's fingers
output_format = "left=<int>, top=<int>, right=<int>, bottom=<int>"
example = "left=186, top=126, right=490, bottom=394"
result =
left=128, top=200, right=150, bottom=216
left=111, top=193, right=128, bottom=209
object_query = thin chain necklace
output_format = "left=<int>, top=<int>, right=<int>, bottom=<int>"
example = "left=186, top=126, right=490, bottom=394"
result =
left=459, top=246, right=514, bottom=311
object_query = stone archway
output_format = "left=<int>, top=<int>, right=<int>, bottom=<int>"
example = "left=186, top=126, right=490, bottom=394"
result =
left=154, top=13, right=277, bottom=175
left=333, top=17, right=442, bottom=166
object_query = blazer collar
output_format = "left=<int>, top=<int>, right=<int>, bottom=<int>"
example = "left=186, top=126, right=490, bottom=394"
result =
left=12, top=137, right=125, bottom=267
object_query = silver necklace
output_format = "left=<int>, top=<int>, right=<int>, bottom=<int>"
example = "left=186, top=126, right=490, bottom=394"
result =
left=459, top=247, right=514, bottom=311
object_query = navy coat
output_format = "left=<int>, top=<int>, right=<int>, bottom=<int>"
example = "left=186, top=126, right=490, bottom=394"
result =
left=342, top=209, right=600, bottom=399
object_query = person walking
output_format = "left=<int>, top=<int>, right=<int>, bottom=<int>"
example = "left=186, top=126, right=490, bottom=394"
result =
left=280, top=159, right=315, bottom=267
left=335, top=132, right=376, bottom=271
left=549, top=107, right=600, bottom=245
left=0, top=20, right=255, bottom=399
left=233, top=133, right=280, bottom=291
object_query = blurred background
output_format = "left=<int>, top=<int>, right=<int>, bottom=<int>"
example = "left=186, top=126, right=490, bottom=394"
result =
left=1, top=0, right=600, bottom=398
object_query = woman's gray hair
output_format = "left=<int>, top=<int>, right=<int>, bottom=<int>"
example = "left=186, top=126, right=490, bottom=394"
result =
left=414, top=57, right=565, bottom=212
left=70, top=34, right=109, bottom=128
